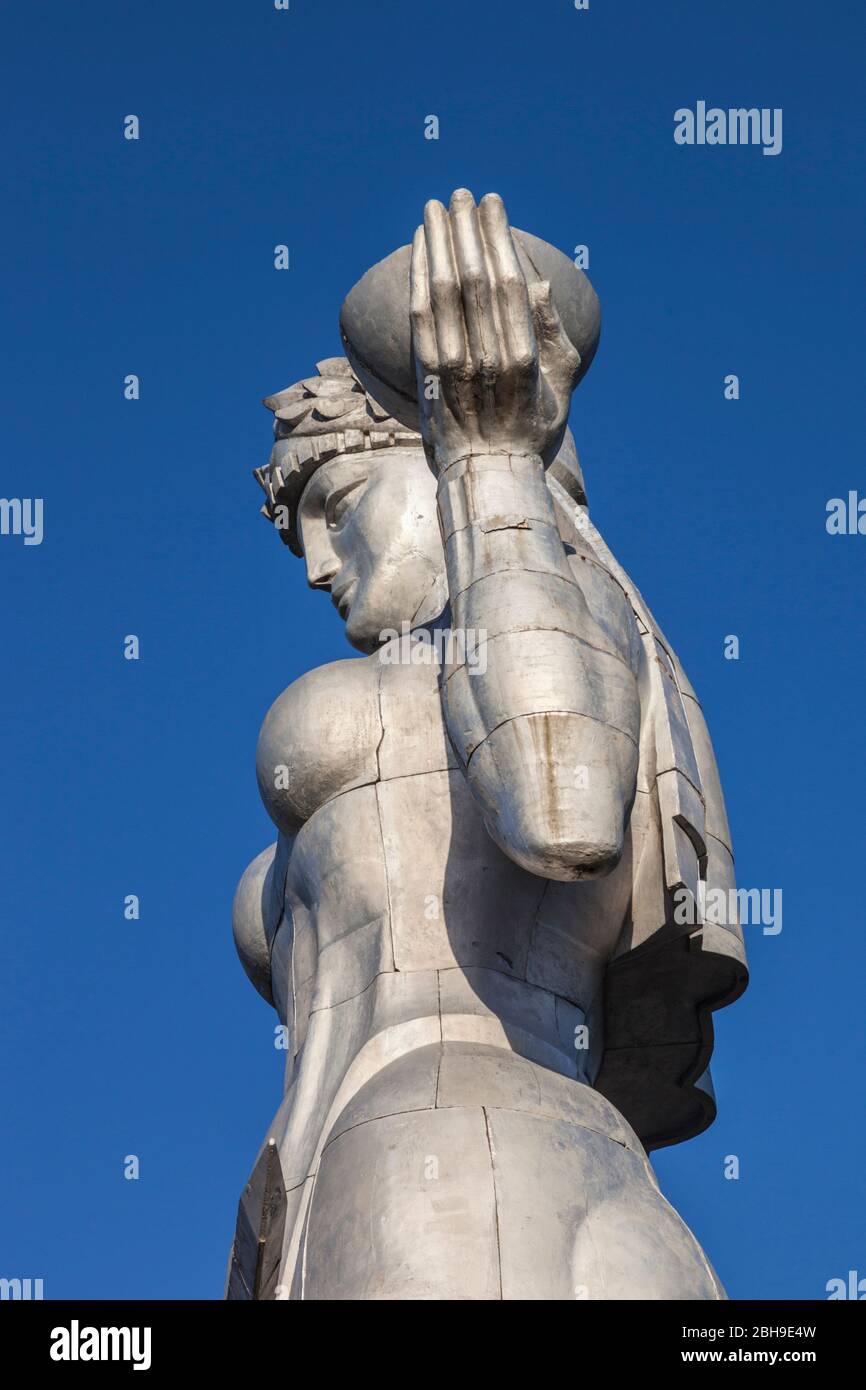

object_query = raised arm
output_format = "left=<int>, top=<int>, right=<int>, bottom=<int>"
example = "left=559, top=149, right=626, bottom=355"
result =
left=411, top=190, right=640, bottom=881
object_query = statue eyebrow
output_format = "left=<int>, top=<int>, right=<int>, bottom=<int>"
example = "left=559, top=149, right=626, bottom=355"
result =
left=298, top=468, right=338, bottom=516
left=325, top=476, right=367, bottom=527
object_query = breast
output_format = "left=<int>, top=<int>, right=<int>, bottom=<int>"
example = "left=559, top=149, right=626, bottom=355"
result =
left=256, top=656, right=383, bottom=836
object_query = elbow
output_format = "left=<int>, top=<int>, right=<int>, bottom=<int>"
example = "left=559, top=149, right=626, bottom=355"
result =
left=485, top=804, right=626, bottom=882
left=466, top=711, right=637, bottom=882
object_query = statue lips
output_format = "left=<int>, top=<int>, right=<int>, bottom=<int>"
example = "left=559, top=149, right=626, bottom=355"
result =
left=331, top=576, right=356, bottom=618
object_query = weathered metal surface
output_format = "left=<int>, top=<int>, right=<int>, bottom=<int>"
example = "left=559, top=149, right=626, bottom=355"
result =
left=227, top=190, right=747, bottom=1300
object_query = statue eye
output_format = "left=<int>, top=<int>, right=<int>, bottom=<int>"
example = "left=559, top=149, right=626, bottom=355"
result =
left=325, top=477, right=366, bottom=530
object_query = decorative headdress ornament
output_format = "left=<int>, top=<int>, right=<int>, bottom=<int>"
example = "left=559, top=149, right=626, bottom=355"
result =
left=254, top=356, right=421, bottom=555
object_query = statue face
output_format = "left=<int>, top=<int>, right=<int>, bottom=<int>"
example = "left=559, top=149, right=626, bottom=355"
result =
left=297, top=447, right=445, bottom=653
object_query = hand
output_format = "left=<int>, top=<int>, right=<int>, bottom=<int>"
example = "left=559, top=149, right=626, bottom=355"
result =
left=410, top=189, right=581, bottom=473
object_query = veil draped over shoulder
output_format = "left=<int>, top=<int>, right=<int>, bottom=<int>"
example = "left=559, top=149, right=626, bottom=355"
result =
left=548, top=434, right=748, bottom=1150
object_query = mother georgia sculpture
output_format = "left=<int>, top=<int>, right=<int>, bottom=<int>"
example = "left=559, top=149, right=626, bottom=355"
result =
left=226, top=190, right=748, bottom=1301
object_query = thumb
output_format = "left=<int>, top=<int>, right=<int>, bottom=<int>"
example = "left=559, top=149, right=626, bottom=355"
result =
left=528, top=281, right=580, bottom=362
left=528, top=280, right=582, bottom=386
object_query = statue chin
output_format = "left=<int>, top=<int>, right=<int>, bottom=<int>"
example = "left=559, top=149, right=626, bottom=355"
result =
left=344, top=573, right=450, bottom=654
left=337, top=597, right=386, bottom=653
left=343, top=615, right=380, bottom=655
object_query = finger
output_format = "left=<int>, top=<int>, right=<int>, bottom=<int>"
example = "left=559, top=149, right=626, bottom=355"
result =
left=423, top=198, right=465, bottom=371
left=449, top=188, right=501, bottom=376
left=410, top=226, right=439, bottom=373
left=478, top=193, right=535, bottom=370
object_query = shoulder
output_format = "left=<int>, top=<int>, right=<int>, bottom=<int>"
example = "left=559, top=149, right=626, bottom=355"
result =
left=256, top=656, right=383, bottom=834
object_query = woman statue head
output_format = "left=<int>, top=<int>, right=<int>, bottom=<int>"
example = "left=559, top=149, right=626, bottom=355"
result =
left=255, top=356, right=588, bottom=653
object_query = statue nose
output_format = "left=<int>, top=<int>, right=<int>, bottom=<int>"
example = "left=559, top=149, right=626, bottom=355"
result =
left=308, top=561, right=338, bottom=591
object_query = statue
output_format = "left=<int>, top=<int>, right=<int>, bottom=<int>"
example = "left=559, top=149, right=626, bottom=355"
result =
left=226, top=191, right=748, bottom=1300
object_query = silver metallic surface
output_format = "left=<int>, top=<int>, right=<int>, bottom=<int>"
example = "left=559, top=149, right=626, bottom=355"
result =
left=227, top=190, right=748, bottom=1301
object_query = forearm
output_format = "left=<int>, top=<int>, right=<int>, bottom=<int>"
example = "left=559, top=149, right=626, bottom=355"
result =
left=438, top=452, right=640, bottom=881
left=438, top=448, right=573, bottom=613
left=408, top=189, right=639, bottom=878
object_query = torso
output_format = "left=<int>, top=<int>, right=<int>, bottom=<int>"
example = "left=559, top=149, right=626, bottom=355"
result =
left=259, top=636, right=636, bottom=1114
left=240, top=573, right=723, bottom=1300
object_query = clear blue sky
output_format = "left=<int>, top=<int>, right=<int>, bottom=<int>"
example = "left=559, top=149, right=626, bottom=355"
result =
left=1, top=0, right=864, bottom=1300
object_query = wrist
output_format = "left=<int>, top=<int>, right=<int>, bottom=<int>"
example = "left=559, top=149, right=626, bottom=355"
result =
left=437, top=449, right=542, bottom=478
left=436, top=452, right=555, bottom=544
